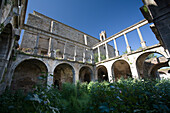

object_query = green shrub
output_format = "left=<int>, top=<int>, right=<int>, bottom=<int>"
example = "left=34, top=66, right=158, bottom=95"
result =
left=0, top=79, right=169, bottom=113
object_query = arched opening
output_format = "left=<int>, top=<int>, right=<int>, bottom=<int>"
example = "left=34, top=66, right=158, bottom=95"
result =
left=97, top=65, right=108, bottom=82
left=79, top=66, right=93, bottom=83
left=158, top=67, right=170, bottom=79
left=0, top=24, right=12, bottom=60
left=112, top=60, right=132, bottom=81
left=54, top=63, right=74, bottom=89
left=10, top=59, right=48, bottom=92
left=0, top=24, right=13, bottom=82
left=136, top=52, right=169, bottom=79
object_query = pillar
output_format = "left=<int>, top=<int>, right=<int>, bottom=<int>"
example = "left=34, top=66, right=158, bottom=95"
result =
left=48, top=38, right=55, bottom=58
left=141, top=0, right=170, bottom=53
left=113, top=39, right=119, bottom=56
left=91, top=49, right=94, bottom=64
left=106, top=64, right=114, bottom=83
left=124, top=34, right=131, bottom=53
left=137, top=27, right=146, bottom=48
left=130, top=63, right=139, bottom=79
left=73, top=68, right=79, bottom=84
left=97, top=47, right=101, bottom=62
left=33, top=33, right=40, bottom=55
left=83, top=48, right=85, bottom=62
left=63, top=41, right=67, bottom=59
left=84, top=35, right=88, bottom=45
left=47, top=71, right=54, bottom=88
left=93, top=66, right=98, bottom=81
left=105, top=43, right=109, bottom=59
left=74, top=45, right=77, bottom=61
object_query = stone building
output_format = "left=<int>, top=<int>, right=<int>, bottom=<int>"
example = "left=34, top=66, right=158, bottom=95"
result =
left=0, top=0, right=28, bottom=93
left=21, top=11, right=115, bottom=61
left=0, top=0, right=169, bottom=93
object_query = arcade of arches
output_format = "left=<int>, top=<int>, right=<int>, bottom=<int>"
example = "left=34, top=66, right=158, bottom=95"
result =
left=136, top=52, right=169, bottom=79
left=9, top=52, right=170, bottom=91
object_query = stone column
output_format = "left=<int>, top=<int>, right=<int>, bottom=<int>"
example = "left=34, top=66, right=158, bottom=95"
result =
left=73, top=68, right=79, bottom=84
left=83, top=48, right=86, bottom=63
left=84, top=35, right=88, bottom=45
left=93, top=66, right=98, bottom=81
left=130, top=63, right=139, bottom=79
left=33, top=33, right=40, bottom=55
left=105, top=43, right=109, bottom=59
left=97, top=47, right=101, bottom=62
left=113, top=39, right=119, bottom=56
left=106, top=64, right=114, bottom=83
left=74, top=45, right=77, bottom=61
left=141, top=0, right=170, bottom=53
left=91, top=49, right=94, bottom=64
left=124, top=34, right=131, bottom=53
left=48, top=38, right=55, bottom=58
left=137, top=27, right=146, bottom=48
left=63, top=41, right=67, bottom=59
left=47, top=72, right=54, bottom=88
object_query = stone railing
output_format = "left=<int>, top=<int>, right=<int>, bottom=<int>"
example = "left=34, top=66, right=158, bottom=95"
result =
left=92, top=19, right=149, bottom=62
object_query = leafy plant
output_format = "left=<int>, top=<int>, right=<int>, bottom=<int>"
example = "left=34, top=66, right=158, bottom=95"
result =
left=0, top=78, right=170, bottom=113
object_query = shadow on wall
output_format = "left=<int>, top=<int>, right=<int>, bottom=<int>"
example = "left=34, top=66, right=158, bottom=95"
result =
left=10, top=59, right=48, bottom=93
left=53, top=63, right=74, bottom=89
left=79, top=66, right=93, bottom=83
left=112, top=60, right=132, bottom=81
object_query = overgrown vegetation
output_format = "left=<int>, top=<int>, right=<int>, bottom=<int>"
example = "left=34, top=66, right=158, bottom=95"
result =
left=0, top=79, right=170, bottom=113
left=94, top=53, right=106, bottom=62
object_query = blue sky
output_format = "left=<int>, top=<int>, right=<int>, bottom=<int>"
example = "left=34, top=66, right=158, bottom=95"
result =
left=21, top=0, right=159, bottom=55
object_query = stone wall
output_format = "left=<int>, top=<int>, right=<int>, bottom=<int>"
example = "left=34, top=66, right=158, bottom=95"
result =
left=21, top=11, right=115, bottom=61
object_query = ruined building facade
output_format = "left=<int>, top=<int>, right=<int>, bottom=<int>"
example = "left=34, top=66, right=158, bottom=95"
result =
left=0, top=0, right=170, bottom=93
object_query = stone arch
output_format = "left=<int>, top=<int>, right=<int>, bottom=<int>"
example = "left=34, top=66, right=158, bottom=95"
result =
left=79, top=66, right=93, bottom=83
left=53, top=63, right=75, bottom=88
left=97, top=65, right=108, bottom=82
left=149, top=61, right=169, bottom=79
left=0, top=23, right=13, bottom=60
left=10, top=59, right=48, bottom=92
left=136, top=52, right=169, bottom=79
left=112, top=60, right=132, bottom=81
left=0, top=23, right=13, bottom=81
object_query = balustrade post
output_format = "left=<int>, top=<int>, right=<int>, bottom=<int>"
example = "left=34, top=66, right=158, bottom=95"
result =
left=113, top=39, right=119, bottom=56
left=33, top=33, right=40, bottom=55
left=83, top=48, right=86, bottom=63
left=84, top=35, right=88, bottom=45
left=137, top=27, right=146, bottom=48
left=63, top=41, right=67, bottom=59
left=124, top=34, right=131, bottom=53
left=74, top=45, right=77, bottom=61
left=91, top=49, right=94, bottom=64
left=48, top=38, right=55, bottom=58
left=105, top=43, right=109, bottom=59
left=97, top=47, right=101, bottom=62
